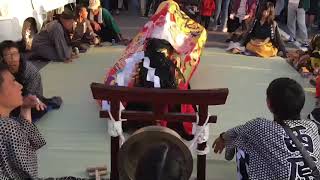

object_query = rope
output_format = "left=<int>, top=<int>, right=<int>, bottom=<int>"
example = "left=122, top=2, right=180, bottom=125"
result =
left=189, top=112, right=211, bottom=155
left=102, top=101, right=126, bottom=147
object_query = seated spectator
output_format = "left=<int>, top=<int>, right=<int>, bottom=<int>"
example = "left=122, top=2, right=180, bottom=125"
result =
left=241, top=2, right=287, bottom=58
left=72, top=5, right=101, bottom=52
left=31, top=10, right=78, bottom=63
left=226, top=0, right=257, bottom=42
left=88, top=0, right=128, bottom=44
left=0, top=40, right=62, bottom=122
left=0, top=63, right=46, bottom=179
left=287, top=34, right=320, bottom=76
left=212, top=78, right=320, bottom=179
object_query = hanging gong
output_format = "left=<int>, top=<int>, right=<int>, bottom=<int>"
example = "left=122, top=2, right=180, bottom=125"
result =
left=118, top=126, right=193, bottom=180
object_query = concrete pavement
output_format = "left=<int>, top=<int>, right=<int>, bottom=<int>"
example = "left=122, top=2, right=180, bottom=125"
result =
left=35, top=12, right=316, bottom=179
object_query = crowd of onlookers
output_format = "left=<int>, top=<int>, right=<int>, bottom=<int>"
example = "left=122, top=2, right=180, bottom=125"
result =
left=30, top=0, right=128, bottom=63
left=0, top=0, right=320, bottom=179
left=194, top=0, right=320, bottom=98
left=198, top=0, right=318, bottom=58
left=20, top=0, right=128, bottom=64
left=0, top=0, right=128, bottom=123
left=99, top=0, right=319, bottom=60
left=0, top=0, right=129, bottom=178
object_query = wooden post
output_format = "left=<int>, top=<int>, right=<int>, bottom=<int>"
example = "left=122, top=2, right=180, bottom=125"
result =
left=110, top=100, right=120, bottom=180
left=197, top=104, right=208, bottom=180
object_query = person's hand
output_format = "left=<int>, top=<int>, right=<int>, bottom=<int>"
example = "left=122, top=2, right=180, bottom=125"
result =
left=212, top=133, right=226, bottom=154
left=93, top=22, right=101, bottom=31
left=243, top=14, right=250, bottom=20
left=229, top=13, right=235, bottom=20
left=93, top=37, right=100, bottom=45
left=64, top=53, right=79, bottom=63
left=22, top=95, right=38, bottom=107
left=264, top=37, right=270, bottom=43
left=23, top=95, right=47, bottom=111
left=278, top=51, right=284, bottom=58
left=71, top=52, right=79, bottom=58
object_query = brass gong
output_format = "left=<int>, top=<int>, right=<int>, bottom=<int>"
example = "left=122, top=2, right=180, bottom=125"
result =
left=118, top=126, right=193, bottom=180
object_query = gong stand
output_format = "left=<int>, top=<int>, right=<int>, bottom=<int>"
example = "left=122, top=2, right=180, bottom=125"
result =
left=91, top=83, right=229, bottom=180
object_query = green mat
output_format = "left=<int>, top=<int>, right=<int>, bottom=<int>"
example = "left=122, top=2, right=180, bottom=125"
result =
left=36, top=46, right=315, bottom=178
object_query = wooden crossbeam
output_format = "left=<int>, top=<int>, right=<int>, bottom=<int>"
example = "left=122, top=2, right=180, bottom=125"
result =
left=91, top=82, right=228, bottom=105
left=100, top=110, right=217, bottom=123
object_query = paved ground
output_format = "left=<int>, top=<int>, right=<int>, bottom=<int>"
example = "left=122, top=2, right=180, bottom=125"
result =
left=36, top=10, right=317, bottom=179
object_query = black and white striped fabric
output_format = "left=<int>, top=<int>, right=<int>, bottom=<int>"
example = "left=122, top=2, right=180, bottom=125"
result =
left=236, top=149, right=249, bottom=180
left=137, top=56, right=177, bottom=89
left=225, top=118, right=320, bottom=180
left=308, top=108, right=320, bottom=128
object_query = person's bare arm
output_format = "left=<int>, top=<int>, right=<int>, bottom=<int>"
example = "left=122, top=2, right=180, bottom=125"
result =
left=20, top=107, right=32, bottom=123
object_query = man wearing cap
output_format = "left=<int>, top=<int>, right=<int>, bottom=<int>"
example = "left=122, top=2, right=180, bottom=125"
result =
left=88, top=0, right=128, bottom=44
left=31, top=10, right=78, bottom=63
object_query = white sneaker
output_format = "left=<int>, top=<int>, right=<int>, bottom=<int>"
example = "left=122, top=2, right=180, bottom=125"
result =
left=211, top=26, right=218, bottom=31
left=222, top=27, right=228, bottom=33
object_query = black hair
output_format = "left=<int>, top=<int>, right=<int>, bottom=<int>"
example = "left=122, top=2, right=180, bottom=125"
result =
left=0, top=40, right=20, bottom=57
left=135, top=143, right=185, bottom=180
left=256, top=1, right=275, bottom=25
left=75, top=5, right=87, bottom=18
left=142, top=38, right=177, bottom=89
left=145, top=38, right=175, bottom=56
left=266, top=78, right=305, bottom=122
left=0, top=63, right=9, bottom=88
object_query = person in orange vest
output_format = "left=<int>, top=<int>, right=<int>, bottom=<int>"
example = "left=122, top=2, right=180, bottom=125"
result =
left=200, top=0, right=216, bottom=29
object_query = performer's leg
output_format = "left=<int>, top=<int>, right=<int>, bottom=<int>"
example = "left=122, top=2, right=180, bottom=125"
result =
left=296, top=7, right=308, bottom=43
left=205, top=16, right=210, bottom=29
left=200, top=16, right=206, bottom=27
left=221, top=0, right=231, bottom=31
left=144, top=0, right=154, bottom=17
left=123, top=0, right=128, bottom=10
left=287, top=3, right=298, bottom=40
left=212, top=0, right=222, bottom=29
left=275, top=0, right=285, bottom=16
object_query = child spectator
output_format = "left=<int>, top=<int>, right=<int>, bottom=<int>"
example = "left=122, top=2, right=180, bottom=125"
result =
left=200, top=0, right=216, bottom=29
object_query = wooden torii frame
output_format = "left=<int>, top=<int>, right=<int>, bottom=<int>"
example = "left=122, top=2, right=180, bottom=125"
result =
left=91, top=83, right=229, bottom=180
